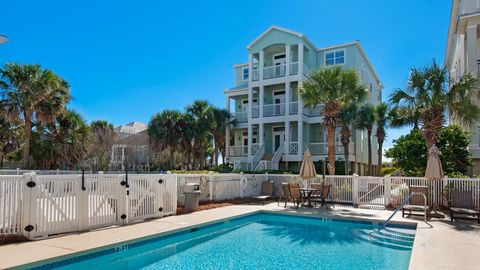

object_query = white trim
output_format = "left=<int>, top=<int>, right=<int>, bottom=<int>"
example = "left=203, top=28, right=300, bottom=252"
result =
left=272, top=125, right=286, bottom=151
left=247, top=26, right=315, bottom=50
left=232, top=63, right=248, bottom=68
left=324, top=48, right=346, bottom=66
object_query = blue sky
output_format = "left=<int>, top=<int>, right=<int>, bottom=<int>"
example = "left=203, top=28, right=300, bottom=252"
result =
left=0, top=0, right=451, bottom=149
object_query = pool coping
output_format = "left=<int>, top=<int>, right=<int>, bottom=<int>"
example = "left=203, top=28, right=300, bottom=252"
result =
left=13, top=209, right=417, bottom=269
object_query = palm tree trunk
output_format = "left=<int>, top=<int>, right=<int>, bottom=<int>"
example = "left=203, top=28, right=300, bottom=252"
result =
left=367, top=128, right=372, bottom=175
left=341, top=125, right=351, bottom=175
left=23, top=116, right=32, bottom=169
left=327, top=125, right=336, bottom=175
left=377, top=140, right=383, bottom=176
left=169, top=148, right=174, bottom=169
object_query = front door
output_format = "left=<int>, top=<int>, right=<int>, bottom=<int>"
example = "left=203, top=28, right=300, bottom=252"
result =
left=272, top=127, right=285, bottom=152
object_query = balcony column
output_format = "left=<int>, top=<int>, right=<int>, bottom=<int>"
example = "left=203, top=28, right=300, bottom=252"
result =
left=259, top=85, right=264, bottom=117
left=259, top=123, right=264, bottom=147
left=248, top=52, right=253, bottom=84
left=298, top=121, right=303, bottom=156
left=466, top=25, right=478, bottom=73
left=247, top=124, right=253, bottom=158
left=285, top=44, right=291, bottom=76
left=259, top=50, right=265, bottom=80
left=298, top=43, right=304, bottom=77
left=248, top=87, right=253, bottom=121
left=285, top=82, right=291, bottom=115
left=285, top=121, right=290, bottom=154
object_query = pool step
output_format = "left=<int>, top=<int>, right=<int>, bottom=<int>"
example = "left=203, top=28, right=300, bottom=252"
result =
left=352, top=228, right=415, bottom=250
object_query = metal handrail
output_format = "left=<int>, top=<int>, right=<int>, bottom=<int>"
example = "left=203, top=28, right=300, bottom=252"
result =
left=379, top=192, right=428, bottom=231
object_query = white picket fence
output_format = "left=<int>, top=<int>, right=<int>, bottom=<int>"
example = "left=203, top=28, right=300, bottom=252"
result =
left=0, top=173, right=177, bottom=239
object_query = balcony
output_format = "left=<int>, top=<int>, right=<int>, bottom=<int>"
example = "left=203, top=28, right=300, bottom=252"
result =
left=303, top=105, right=322, bottom=117
left=307, top=142, right=355, bottom=155
left=264, top=64, right=286, bottom=79
left=252, top=106, right=260, bottom=118
left=290, top=62, right=298, bottom=75
left=229, top=146, right=248, bottom=157
left=252, top=68, right=259, bottom=81
left=263, top=103, right=285, bottom=117
left=289, top=102, right=298, bottom=115
left=230, top=112, right=247, bottom=123
left=286, top=142, right=299, bottom=155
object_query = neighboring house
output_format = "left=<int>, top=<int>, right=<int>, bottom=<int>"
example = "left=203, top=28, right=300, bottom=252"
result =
left=445, top=0, right=480, bottom=175
left=110, top=121, right=151, bottom=170
left=224, top=26, right=382, bottom=175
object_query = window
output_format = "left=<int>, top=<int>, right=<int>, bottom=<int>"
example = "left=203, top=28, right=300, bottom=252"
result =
left=325, top=49, right=345, bottom=66
left=370, top=83, right=373, bottom=93
left=242, top=67, right=249, bottom=81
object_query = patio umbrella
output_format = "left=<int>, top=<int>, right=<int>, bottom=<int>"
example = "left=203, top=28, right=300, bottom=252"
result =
left=299, top=149, right=317, bottom=187
left=425, top=145, right=444, bottom=212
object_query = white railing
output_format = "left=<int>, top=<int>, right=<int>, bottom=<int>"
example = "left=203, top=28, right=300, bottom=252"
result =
left=251, top=144, right=265, bottom=171
left=0, top=169, right=84, bottom=175
left=251, top=143, right=260, bottom=154
left=303, top=63, right=310, bottom=76
left=0, top=173, right=177, bottom=239
left=289, top=102, right=298, bottom=115
left=286, top=141, right=299, bottom=155
left=303, top=105, right=322, bottom=117
left=270, top=143, right=284, bottom=170
left=231, top=112, right=247, bottom=123
left=252, top=69, right=259, bottom=81
left=290, top=62, right=298, bottom=75
left=263, top=103, right=285, bottom=117
left=308, top=142, right=348, bottom=155
left=263, top=64, right=286, bottom=79
left=228, top=145, right=248, bottom=157
left=252, top=106, right=260, bottom=118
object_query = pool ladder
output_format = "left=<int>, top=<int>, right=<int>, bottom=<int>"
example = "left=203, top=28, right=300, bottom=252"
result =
left=378, top=192, right=427, bottom=231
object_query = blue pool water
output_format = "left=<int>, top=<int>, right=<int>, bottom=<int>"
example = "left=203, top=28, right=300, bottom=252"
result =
left=31, top=213, right=415, bottom=270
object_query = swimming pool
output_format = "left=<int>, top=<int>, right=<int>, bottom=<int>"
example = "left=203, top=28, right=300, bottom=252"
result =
left=28, top=212, right=415, bottom=270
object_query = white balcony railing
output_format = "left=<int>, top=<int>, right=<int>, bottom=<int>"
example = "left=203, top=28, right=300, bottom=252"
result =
left=263, top=64, right=286, bottom=79
left=303, top=63, right=310, bottom=76
left=229, top=145, right=248, bottom=157
left=263, top=103, right=285, bottom=117
left=251, top=106, right=260, bottom=118
left=290, top=62, right=298, bottom=75
left=251, top=143, right=260, bottom=154
left=303, top=105, right=322, bottom=117
left=286, top=141, right=299, bottom=155
left=252, top=69, right=259, bottom=81
left=307, top=142, right=355, bottom=155
left=289, top=102, right=298, bottom=115
left=231, top=112, right=247, bottom=123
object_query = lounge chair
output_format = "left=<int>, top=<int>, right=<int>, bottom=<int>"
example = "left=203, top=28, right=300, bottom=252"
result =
left=450, top=190, right=480, bottom=223
left=402, top=185, right=429, bottom=221
left=288, top=183, right=303, bottom=208
left=278, top=182, right=290, bottom=208
left=250, top=181, right=274, bottom=205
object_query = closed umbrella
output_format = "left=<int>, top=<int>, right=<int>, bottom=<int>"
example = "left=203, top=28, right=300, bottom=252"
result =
left=299, top=149, right=317, bottom=187
left=425, top=145, right=444, bottom=212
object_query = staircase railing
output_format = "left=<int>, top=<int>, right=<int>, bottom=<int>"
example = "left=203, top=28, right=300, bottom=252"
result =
left=379, top=192, right=428, bottom=231
left=270, top=143, right=284, bottom=170
left=251, top=143, right=264, bottom=171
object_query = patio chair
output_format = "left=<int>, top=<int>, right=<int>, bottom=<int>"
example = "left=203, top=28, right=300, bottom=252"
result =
left=450, top=190, right=480, bottom=223
left=309, top=183, right=323, bottom=207
left=320, top=184, right=333, bottom=208
left=288, top=183, right=303, bottom=208
left=402, top=185, right=430, bottom=221
left=250, top=181, right=274, bottom=205
left=278, top=182, right=290, bottom=208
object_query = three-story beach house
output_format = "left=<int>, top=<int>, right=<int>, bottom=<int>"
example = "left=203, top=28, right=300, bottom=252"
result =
left=225, top=26, right=382, bottom=174
left=445, top=0, right=480, bottom=175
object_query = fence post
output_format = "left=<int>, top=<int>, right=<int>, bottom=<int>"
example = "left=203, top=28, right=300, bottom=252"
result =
left=77, top=174, right=88, bottom=231
left=21, top=173, right=37, bottom=239
left=352, top=173, right=359, bottom=206
left=209, top=172, right=213, bottom=201
left=384, top=174, right=391, bottom=206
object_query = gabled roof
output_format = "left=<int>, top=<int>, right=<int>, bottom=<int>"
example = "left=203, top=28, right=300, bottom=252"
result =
left=247, top=26, right=315, bottom=50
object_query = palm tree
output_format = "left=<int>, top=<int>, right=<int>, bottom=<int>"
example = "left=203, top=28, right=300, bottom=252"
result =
left=178, top=113, right=195, bottom=170
left=88, top=120, right=115, bottom=171
left=186, top=100, right=215, bottom=170
left=0, top=63, right=70, bottom=168
left=148, top=110, right=182, bottom=169
left=0, top=103, right=22, bottom=167
left=339, top=105, right=358, bottom=175
left=212, top=107, right=230, bottom=166
left=356, top=105, right=375, bottom=175
left=374, top=103, right=389, bottom=176
left=301, top=66, right=366, bottom=175
left=390, top=59, right=480, bottom=149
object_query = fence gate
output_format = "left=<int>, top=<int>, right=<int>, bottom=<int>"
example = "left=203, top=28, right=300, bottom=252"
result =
left=356, top=176, right=386, bottom=206
left=128, top=175, right=167, bottom=222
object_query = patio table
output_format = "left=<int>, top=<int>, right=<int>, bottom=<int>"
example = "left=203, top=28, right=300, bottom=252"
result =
left=300, top=188, right=320, bottom=208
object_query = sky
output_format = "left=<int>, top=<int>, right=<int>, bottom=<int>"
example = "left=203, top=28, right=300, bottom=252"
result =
left=0, top=0, right=452, bottom=150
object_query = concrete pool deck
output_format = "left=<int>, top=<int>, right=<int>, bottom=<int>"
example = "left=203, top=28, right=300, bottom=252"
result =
left=0, top=203, right=479, bottom=269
